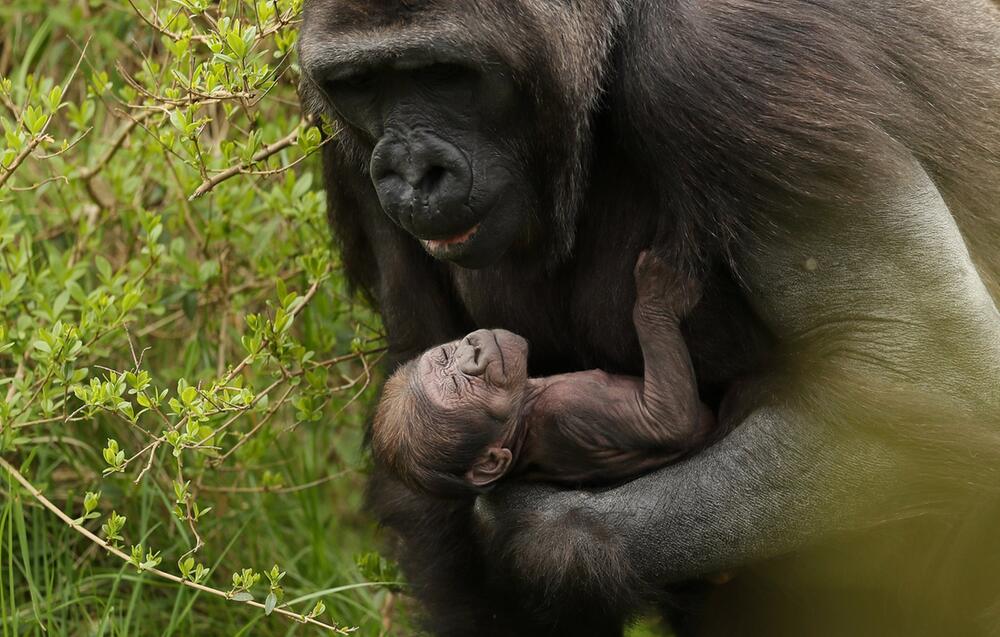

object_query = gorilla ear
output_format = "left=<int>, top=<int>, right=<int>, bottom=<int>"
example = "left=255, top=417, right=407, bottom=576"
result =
left=466, top=447, right=513, bottom=487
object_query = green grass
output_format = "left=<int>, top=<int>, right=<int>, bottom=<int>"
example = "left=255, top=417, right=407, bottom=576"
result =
left=0, top=423, right=408, bottom=636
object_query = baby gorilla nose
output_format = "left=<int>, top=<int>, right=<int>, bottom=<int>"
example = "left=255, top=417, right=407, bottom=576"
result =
left=457, top=330, right=495, bottom=376
left=465, top=334, right=483, bottom=364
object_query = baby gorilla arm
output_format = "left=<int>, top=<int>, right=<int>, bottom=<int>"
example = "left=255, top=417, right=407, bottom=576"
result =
left=523, top=252, right=710, bottom=484
left=627, top=251, right=712, bottom=446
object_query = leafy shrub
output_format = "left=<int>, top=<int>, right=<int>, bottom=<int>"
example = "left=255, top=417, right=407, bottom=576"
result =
left=0, top=1, right=401, bottom=634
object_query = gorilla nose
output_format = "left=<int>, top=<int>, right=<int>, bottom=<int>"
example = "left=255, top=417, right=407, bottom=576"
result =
left=370, top=130, right=474, bottom=238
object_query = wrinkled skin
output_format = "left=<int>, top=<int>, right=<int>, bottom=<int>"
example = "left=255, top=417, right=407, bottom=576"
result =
left=298, top=0, right=1000, bottom=635
left=417, top=329, right=530, bottom=428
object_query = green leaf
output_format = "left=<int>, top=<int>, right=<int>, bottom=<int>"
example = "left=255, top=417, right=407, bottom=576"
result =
left=95, top=255, right=112, bottom=281
left=308, top=600, right=326, bottom=618
left=226, top=30, right=246, bottom=57
left=47, top=86, right=62, bottom=111
left=83, top=491, right=101, bottom=514
left=52, top=290, right=70, bottom=317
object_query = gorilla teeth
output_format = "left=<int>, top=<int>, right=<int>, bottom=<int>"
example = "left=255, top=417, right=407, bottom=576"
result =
left=423, top=224, right=479, bottom=251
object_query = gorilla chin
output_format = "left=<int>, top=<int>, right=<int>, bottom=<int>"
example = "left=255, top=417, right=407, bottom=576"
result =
left=411, top=196, right=529, bottom=269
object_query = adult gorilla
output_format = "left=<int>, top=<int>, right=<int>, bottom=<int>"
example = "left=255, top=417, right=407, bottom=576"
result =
left=298, top=1, right=1000, bottom=635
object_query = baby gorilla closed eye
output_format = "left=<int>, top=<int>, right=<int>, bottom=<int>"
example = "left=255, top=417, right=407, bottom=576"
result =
left=371, top=252, right=714, bottom=497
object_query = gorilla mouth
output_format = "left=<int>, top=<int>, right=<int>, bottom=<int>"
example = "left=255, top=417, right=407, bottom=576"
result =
left=421, top=223, right=480, bottom=255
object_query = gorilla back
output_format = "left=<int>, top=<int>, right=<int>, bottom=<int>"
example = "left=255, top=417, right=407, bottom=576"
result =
left=299, top=1, right=1000, bottom=635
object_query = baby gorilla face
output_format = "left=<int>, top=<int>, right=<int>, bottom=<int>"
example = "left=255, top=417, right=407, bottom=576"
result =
left=417, top=328, right=530, bottom=421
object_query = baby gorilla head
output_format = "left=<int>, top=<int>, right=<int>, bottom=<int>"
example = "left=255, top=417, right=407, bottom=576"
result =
left=372, top=329, right=530, bottom=497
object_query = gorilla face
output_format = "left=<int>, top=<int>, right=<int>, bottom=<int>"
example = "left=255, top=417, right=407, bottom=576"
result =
left=301, top=38, right=539, bottom=267
left=332, top=63, right=535, bottom=267
left=298, top=0, right=623, bottom=268
left=299, top=0, right=623, bottom=267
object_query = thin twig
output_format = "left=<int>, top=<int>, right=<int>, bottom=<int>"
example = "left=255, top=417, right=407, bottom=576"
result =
left=0, top=39, right=90, bottom=189
left=213, top=384, right=294, bottom=465
left=36, top=127, right=92, bottom=159
left=198, top=469, right=356, bottom=494
left=0, top=456, right=354, bottom=634
left=188, top=120, right=306, bottom=200
left=9, top=175, right=69, bottom=191
left=124, top=0, right=210, bottom=43
left=75, top=114, right=149, bottom=181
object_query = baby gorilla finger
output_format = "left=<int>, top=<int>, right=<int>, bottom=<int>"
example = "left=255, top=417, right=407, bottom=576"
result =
left=634, top=251, right=703, bottom=317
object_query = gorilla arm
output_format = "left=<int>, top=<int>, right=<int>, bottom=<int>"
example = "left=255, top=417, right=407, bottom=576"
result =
left=479, top=154, right=1000, bottom=599
left=482, top=404, right=896, bottom=590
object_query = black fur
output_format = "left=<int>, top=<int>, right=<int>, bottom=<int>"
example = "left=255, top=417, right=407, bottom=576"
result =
left=299, top=1, right=1000, bottom=634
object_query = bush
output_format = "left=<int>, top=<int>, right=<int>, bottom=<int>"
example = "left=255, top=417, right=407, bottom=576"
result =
left=0, top=1, right=401, bottom=634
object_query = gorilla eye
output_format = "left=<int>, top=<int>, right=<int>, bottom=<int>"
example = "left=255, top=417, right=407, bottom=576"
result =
left=342, top=73, right=374, bottom=89
left=324, top=72, right=376, bottom=98
left=420, top=63, right=474, bottom=84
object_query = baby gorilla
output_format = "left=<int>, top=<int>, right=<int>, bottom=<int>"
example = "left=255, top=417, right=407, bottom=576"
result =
left=372, top=252, right=714, bottom=497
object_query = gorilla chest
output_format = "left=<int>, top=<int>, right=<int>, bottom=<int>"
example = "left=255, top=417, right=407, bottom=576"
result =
left=449, top=265, right=643, bottom=377
left=449, top=263, right=771, bottom=393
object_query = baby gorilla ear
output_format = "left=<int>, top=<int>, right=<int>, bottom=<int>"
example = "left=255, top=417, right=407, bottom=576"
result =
left=466, top=446, right=513, bottom=488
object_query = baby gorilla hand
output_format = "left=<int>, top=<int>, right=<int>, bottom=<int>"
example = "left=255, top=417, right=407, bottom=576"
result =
left=633, top=250, right=702, bottom=319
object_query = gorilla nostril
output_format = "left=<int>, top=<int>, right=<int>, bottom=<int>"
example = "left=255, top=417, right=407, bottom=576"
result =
left=370, top=131, right=473, bottom=238
left=418, top=165, right=446, bottom=195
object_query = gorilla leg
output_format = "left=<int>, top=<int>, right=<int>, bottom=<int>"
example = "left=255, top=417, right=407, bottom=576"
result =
left=370, top=470, right=628, bottom=636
